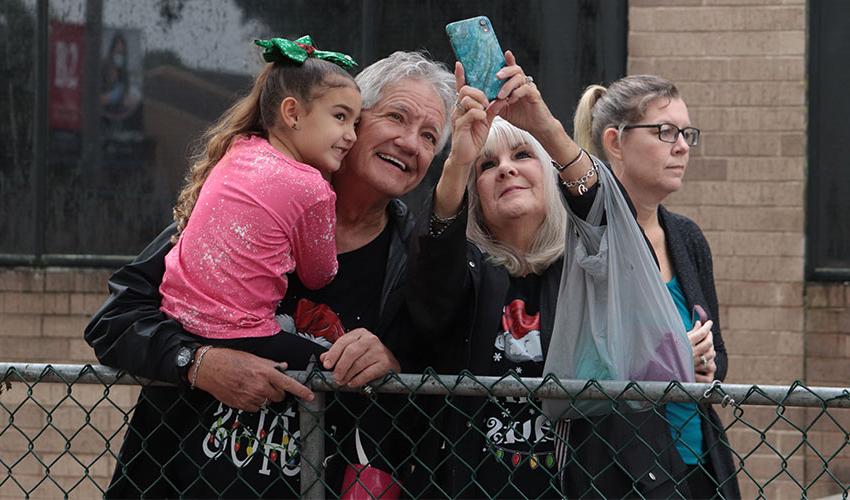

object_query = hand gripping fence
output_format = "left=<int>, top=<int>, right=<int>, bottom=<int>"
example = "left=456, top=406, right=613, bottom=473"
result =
left=1, top=362, right=849, bottom=499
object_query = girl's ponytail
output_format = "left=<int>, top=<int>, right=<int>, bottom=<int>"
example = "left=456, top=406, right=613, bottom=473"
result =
left=573, top=84, right=607, bottom=159
left=171, top=65, right=272, bottom=242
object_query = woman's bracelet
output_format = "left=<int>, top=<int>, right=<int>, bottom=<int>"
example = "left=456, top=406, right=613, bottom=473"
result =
left=429, top=210, right=459, bottom=238
left=551, top=147, right=586, bottom=173
left=561, top=164, right=598, bottom=195
left=190, top=345, right=213, bottom=389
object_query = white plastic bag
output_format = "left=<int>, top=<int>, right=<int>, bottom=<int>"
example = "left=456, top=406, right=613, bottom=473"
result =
left=542, top=160, right=694, bottom=420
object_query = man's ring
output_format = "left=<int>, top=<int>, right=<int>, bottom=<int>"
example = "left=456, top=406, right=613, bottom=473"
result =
left=260, top=398, right=269, bottom=408
left=361, top=385, right=374, bottom=396
left=525, top=75, right=534, bottom=85
left=700, top=355, right=708, bottom=367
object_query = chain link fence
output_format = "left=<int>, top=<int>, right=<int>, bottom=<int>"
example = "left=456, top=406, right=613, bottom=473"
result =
left=1, top=363, right=849, bottom=499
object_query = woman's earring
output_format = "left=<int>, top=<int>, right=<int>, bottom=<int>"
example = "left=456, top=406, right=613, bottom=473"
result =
left=292, top=122, right=299, bottom=130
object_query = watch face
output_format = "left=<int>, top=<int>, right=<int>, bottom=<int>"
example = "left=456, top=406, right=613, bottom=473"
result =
left=176, top=346, right=193, bottom=368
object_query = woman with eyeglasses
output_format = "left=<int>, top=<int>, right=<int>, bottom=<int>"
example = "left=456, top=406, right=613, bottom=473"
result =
left=566, top=75, right=740, bottom=498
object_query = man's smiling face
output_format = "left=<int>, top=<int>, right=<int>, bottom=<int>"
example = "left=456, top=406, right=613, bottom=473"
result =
left=339, top=79, right=447, bottom=199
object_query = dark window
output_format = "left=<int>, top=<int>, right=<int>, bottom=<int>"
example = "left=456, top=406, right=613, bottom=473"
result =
left=1, top=0, right=625, bottom=266
left=0, top=0, right=36, bottom=256
left=808, top=0, right=850, bottom=280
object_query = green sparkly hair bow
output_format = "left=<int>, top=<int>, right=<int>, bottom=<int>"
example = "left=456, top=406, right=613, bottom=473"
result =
left=254, top=36, right=357, bottom=70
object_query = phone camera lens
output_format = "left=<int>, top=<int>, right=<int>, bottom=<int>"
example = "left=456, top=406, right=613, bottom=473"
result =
left=479, top=19, right=487, bottom=26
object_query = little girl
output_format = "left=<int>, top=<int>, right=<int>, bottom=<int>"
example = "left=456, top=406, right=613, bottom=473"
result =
left=159, top=36, right=361, bottom=345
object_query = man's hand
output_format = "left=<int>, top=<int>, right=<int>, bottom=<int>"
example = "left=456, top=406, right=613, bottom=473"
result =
left=191, top=347, right=314, bottom=413
left=319, top=328, right=400, bottom=387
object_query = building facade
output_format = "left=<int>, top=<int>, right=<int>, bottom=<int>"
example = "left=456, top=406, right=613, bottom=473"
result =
left=1, top=1, right=848, bottom=497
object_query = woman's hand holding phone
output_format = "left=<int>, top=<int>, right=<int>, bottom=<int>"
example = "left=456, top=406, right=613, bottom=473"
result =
left=688, top=317, right=717, bottom=382
left=435, top=62, right=495, bottom=219
left=451, top=62, right=496, bottom=166
left=446, top=17, right=565, bottom=152
left=488, top=51, right=559, bottom=138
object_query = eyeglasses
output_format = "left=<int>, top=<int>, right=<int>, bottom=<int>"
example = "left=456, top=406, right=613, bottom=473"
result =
left=622, top=123, right=700, bottom=147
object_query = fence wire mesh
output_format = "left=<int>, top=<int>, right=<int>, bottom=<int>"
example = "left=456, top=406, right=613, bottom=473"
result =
left=1, top=363, right=849, bottom=499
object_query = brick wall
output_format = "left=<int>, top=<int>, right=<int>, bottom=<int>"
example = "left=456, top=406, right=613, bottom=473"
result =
left=630, top=0, right=807, bottom=383
left=631, top=0, right=849, bottom=498
left=0, top=269, right=110, bottom=363
left=805, top=282, right=850, bottom=498
left=0, top=268, right=138, bottom=498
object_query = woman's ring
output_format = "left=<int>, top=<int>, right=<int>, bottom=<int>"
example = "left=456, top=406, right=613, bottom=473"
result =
left=700, top=355, right=708, bottom=367
left=455, top=99, right=465, bottom=111
left=525, top=75, right=534, bottom=85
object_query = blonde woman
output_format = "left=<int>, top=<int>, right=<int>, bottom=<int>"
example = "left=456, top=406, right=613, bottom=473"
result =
left=406, top=51, right=599, bottom=499
left=87, top=50, right=457, bottom=498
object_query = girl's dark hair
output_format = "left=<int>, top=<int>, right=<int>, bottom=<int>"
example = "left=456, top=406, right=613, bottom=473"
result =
left=258, top=58, right=356, bottom=129
left=172, top=59, right=357, bottom=241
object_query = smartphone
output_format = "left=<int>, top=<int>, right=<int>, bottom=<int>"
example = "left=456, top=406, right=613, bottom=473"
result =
left=445, top=16, right=506, bottom=100
left=691, top=304, right=708, bottom=326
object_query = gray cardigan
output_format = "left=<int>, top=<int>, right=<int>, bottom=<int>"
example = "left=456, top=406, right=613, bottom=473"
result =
left=659, top=204, right=740, bottom=498
left=658, top=205, right=727, bottom=381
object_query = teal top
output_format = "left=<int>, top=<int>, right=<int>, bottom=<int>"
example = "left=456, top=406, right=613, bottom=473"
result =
left=665, top=277, right=704, bottom=464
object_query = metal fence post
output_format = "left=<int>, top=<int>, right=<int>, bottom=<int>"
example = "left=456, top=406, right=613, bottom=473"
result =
left=299, top=391, right=325, bottom=500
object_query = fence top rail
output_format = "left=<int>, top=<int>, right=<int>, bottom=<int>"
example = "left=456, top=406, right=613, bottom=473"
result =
left=2, top=362, right=849, bottom=408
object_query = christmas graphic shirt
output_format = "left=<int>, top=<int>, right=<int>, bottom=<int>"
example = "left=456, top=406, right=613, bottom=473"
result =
left=471, top=273, right=561, bottom=497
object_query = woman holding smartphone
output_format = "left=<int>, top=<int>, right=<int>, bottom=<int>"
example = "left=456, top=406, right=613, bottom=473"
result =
left=405, top=49, right=596, bottom=498
left=406, top=48, right=739, bottom=497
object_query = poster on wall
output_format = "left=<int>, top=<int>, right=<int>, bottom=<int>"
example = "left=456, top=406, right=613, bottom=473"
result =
left=49, top=22, right=85, bottom=131
left=100, top=27, right=145, bottom=166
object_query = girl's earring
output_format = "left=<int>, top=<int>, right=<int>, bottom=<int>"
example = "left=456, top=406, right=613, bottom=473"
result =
left=292, top=122, right=299, bottom=130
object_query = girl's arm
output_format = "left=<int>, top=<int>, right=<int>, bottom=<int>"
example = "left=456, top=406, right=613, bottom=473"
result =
left=292, top=191, right=338, bottom=290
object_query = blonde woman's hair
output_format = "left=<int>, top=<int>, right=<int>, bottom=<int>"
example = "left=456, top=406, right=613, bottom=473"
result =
left=466, top=118, right=567, bottom=277
left=573, top=75, right=679, bottom=160
left=171, top=58, right=356, bottom=242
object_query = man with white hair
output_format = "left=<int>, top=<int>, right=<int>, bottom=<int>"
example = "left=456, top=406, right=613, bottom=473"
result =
left=86, top=51, right=455, bottom=498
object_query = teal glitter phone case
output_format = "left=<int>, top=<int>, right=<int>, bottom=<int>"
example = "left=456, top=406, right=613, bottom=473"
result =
left=446, top=16, right=506, bottom=101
